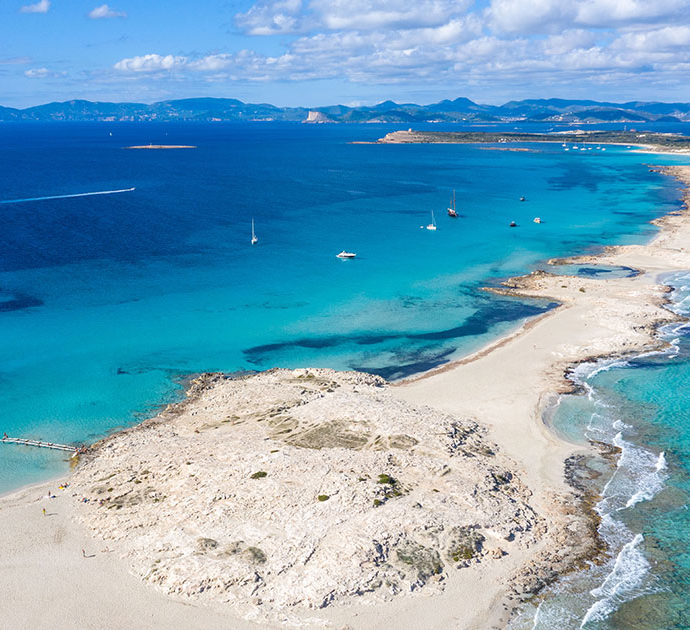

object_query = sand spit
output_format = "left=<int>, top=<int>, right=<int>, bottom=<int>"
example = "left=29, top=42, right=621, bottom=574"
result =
left=125, top=144, right=197, bottom=149
left=374, top=129, right=690, bottom=154
left=69, top=368, right=541, bottom=625
left=394, top=164, right=690, bottom=621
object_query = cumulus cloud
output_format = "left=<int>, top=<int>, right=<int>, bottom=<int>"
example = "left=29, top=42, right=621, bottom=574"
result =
left=486, top=0, right=575, bottom=33
left=114, top=54, right=187, bottom=72
left=89, top=4, right=127, bottom=19
left=20, top=0, right=50, bottom=13
left=236, top=0, right=473, bottom=34
left=24, top=67, right=64, bottom=78
left=111, top=0, right=690, bottom=97
left=576, top=0, right=690, bottom=26
left=486, top=0, right=690, bottom=33
left=311, top=0, right=471, bottom=31
left=236, top=0, right=304, bottom=35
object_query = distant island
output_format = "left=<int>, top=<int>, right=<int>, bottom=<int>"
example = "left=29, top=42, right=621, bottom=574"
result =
left=126, top=144, right=196, bottom=149
left=374, top=129, right=690, bottom=153
left=3, top=96, right=690, bottom=124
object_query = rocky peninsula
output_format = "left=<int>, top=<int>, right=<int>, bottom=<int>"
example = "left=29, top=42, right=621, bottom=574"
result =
left=373, top=129, right=690, bottom=153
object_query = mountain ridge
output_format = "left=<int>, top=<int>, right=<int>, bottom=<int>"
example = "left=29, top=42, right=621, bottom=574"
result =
left=2, top=96, right=690, bottom=123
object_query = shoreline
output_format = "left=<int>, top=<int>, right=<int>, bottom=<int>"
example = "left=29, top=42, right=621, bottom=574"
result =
left=393, top=163, right=690, bottom=622
left=368, top=129, right=690, bottom=155
left=2, top=165, right=690, bottom=628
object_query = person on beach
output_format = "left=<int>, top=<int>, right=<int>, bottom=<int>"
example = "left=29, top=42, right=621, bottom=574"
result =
left=42, top=508, right=46, bottom=516
left=82, top=549, right=87, bottom=558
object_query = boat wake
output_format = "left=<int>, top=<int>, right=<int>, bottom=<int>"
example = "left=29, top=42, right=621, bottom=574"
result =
left=0, top=187, right=135, bottom=205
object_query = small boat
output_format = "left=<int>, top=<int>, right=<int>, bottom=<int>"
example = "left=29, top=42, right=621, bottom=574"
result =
left=251, top=218, right=258, bottom=245
left=447, top=190, right=458, bottom=218
left=533, top=217, right=542, bottom=224
left=426, top=210, right=437, bottom=231
left=336, top=250, right=356, bottom=259
left=519, top=196, right=526, bottom=202
left=509, top=220, right=517, bottom=227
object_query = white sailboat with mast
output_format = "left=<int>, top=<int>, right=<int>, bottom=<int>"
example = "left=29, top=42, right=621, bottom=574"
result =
left=251, top=218, right=258, bottom=245
left=447, top=190, right=458, bottom=217
left=426, top=210, right=437, bottom=230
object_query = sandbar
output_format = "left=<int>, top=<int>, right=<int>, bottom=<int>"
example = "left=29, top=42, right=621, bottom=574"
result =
left=125, top=144, right=197, bottom=149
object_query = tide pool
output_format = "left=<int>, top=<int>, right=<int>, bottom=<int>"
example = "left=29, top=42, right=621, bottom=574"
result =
left=0, top=122, right=683, bottom=493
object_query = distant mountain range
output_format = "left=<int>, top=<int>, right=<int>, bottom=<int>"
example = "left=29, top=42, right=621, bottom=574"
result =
left=2, top=96, right=690, bottom=123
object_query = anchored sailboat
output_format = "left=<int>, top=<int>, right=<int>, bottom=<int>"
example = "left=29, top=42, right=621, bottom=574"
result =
left=251, top=218, right=258, bottom=245
left=426, top=210, right=437, bottom=230
left=447, top=190, right=458, bottom=218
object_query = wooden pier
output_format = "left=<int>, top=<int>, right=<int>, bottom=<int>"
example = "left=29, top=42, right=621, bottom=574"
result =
left=1, top=436, right=79, bottom=455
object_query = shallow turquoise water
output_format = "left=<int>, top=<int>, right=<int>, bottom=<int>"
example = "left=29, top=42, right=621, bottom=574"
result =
left=513, top=273, right=690, bottom=629
left=0, top=122, right=683, bottom=495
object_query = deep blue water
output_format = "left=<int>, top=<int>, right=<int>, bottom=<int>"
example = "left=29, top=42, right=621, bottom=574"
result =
left=0, top=121, right=683, bottom=497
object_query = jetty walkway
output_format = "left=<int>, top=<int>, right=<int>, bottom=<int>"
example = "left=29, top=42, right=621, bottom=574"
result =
left=1, top=435, right=79, bottom=455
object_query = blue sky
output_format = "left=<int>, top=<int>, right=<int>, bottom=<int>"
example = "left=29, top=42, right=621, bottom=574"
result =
left=3, top=0, right=690, bottom=108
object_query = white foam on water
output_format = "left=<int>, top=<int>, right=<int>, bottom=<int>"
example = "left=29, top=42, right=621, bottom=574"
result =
left=601, top=433, right=668, bottom=511
left=612, top=418, right=631, bottom=431
left=587, top=359, right=630, bottom=380
left=655, top=451, right=667, bottom=472
left=580, top=534, right=649, bottom=628
left=518, top=273, right=689, bottom=628
left=531, top=601, right=543, bottom=629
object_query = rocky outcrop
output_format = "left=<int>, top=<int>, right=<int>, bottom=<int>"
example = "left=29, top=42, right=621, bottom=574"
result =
left=71, top=368, right=541, bottom=622
left=304, top=110, right=334, bottom=123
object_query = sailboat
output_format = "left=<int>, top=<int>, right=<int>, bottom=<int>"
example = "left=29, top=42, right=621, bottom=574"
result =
left=426, top=210, right=437, bottom=231
left=251, top=218, right=258, bottom=245
left=447, top=190, right=458, bottom=218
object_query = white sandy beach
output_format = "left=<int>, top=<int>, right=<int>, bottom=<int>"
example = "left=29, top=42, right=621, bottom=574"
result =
left=2, top=164, right=690, bottom=630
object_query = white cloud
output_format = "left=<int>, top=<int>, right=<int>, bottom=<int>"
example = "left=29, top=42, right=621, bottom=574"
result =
left=613, top=25, right=690, bottom=51
left=114, top=54, right=187, bottom=72
left=24, top=67, right=65, bottom=78
left=188, top=54, right=234, bottom=71
left=109, top=0, right=690, bottom=98
left=89, top=4, right=127, bottom=19
left=311, top=0, right=471, bottom=31
left=20, top=0, right=50, bottom=13
left=486, top=0, right=576, bottom=33
left=543, top=29, right=598, bottom=55
left=576, top=0, right=690, bottom=26
left=486, top=0, right=690, bottom=33
left=236, top=0, right=304, bottom=35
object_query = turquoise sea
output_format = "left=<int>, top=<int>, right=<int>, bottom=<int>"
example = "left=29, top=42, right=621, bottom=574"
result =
left=512, top=271, right=690, bottom=629
left=1, top=121, right=689, bottom=626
